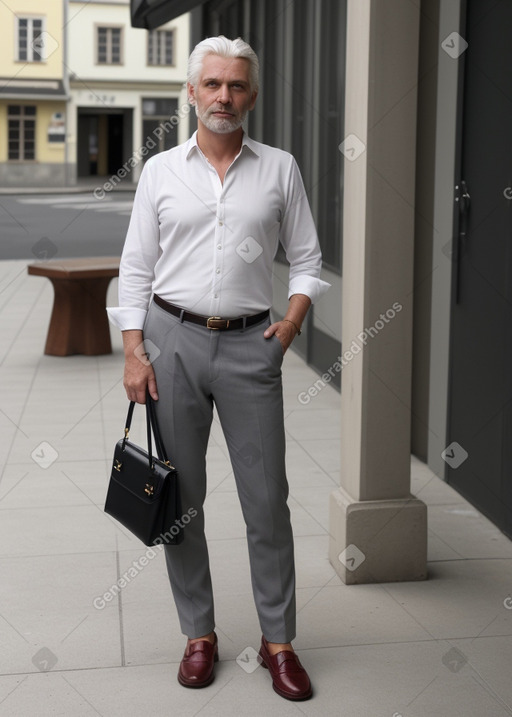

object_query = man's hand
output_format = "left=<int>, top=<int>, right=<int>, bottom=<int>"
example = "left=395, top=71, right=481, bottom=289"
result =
left=122, top=330, right=159, bottom=404
left=264, top=320, right=298, bottom=354
left=263, top=293, right=311, bottom=354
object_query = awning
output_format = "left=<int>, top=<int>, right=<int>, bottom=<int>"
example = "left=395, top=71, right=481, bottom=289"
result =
left=0, top=78, right=68, bottom=100
left=131, top=0, right=204, bottom=29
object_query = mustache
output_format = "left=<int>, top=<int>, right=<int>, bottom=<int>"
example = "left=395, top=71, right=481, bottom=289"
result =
left=208, top=106, right=235, bottom=115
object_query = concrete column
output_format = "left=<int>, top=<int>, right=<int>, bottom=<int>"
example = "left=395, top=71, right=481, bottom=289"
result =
left=329, top=0, right=428, bottom=584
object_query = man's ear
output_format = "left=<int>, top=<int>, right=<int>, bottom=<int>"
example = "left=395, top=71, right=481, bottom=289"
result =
left=187, top=82, right=196, bottom=105
left=249, top=90, right=258, bottom=111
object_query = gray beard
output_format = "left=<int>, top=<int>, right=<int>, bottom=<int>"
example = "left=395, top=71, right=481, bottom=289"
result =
left=195, top=106, right=247, bottom=134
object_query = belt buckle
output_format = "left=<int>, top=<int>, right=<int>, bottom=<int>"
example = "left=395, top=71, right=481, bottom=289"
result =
left=207, top=316, right=230, bottom=330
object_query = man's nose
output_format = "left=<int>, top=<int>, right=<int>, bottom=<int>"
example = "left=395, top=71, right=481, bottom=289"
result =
left=217, top=85, right=231, bottom=104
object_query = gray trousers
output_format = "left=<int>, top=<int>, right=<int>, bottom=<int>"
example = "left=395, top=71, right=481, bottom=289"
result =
left=143, top=300, right=296, bottom=643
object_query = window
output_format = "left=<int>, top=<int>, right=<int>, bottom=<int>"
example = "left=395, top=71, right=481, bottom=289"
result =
left=17, top=17, right=44, bottom=62
left=314, top=0, right=345, bottom=271
left=97, top=27, right=122, bottom=64
left=142, top=98, right=179, bottom=160
left=8, top=105, right=36, bottom=161
left=147, top=29, right=175, bottom=66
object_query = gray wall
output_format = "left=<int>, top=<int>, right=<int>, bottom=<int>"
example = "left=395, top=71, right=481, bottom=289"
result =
left=411, top=0, right=440, bottom=461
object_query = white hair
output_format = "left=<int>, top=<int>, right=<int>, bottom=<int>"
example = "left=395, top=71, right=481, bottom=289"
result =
left=187, top=35, right=259, bottom=92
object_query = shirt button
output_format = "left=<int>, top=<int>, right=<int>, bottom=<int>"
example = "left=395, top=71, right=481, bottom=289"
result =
left=214, top=293, right=218, bottom=298
left=219, top=221, right=223, bottom=226
left=216, top=268, right=220, bottom=274
left=217, top=244, right=221, bottom=250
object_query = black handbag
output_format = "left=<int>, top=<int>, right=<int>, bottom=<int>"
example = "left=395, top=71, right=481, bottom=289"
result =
left=104, top=395, right=184, bottom=546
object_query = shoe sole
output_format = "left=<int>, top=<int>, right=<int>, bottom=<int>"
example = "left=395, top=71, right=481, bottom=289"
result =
left=177, top=672, right=215, bottom=688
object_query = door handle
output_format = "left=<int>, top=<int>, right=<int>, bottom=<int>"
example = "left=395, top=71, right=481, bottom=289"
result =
left=454, top=180, right=471, bottom=303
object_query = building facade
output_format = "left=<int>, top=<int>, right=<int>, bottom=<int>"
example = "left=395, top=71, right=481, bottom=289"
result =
left=0, top=0, right=68, bottom=185
left=0, top=0, right=190, bottom=188
left=67, top=0, right=190, bottom=187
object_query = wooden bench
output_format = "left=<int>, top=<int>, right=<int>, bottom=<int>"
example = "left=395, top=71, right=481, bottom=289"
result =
left=28, top=257, right=120, bottom=356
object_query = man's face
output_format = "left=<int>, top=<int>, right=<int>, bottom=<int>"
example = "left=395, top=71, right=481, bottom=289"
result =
left=188, top=54, right=258, bottom=134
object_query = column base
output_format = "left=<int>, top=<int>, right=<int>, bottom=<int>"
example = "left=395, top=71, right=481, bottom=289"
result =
left=329, top=486, right=428, bottom=584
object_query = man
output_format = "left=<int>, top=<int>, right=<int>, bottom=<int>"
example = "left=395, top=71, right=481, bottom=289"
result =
left=107, top=35, right=329, bottom=701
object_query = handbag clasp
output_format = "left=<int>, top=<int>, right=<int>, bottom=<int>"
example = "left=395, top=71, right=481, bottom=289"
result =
left=144, top=483, right=154, bottom=496
left=114, top=459, right=122, bottom=472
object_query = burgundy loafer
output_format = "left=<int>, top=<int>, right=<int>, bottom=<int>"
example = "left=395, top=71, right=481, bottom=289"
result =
left=178, top=632, right=218, bottom=688
left=259, top=635, right=312, bottom=701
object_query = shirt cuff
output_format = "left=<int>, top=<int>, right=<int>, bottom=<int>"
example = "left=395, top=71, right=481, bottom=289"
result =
left=288, top=276, right=331, bottom=304
left=106, top=306, right=148, bottom=331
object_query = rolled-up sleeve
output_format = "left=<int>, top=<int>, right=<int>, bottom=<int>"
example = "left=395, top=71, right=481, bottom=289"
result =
left=279, top=157, right=330, bottom=304
left=106, top=159, right=160, bottom=331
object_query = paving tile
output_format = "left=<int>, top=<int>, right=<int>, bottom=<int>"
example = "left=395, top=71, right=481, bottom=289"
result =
left=285, top=440, right=338, bottom=488
left=283, top=407, right=341, bottom=441
left=289, top=486, right=331, bottom=533
left=0, top=552, right=121, bottom=676
left=300, top=439, right=341, bottom=474
left=0, top=504, right=139, bottom=558
left=427, top=504, right=512, bottom=559
left=426, top=526, right=463, bottom=561
left=412, top=469, right=468, bottom=506
left=382, top=559, right=512, bottom=640
left=0, top=464, right=100, bottom=509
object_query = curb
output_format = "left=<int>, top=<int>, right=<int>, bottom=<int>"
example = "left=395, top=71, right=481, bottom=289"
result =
left=0, top=185, right=137, bottom=196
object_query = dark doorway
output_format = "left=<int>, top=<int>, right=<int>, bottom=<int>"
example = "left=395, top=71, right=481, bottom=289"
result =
left=77, top=110, right=129, bottom=178
left=107, top=114, right=124, bottom=175
left=448, top=0, right=512, bottom=537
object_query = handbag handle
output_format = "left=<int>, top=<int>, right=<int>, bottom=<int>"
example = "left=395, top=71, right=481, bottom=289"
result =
left=121, top=393, right=173, bottom=469
left=146, top=394, right=172, bottom=464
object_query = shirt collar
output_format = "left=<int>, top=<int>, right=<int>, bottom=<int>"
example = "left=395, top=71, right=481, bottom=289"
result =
left=185, top=130, right=260, bottom=159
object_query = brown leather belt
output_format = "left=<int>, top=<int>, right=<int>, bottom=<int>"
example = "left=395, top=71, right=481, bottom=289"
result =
left=153, top=295, right=269, bottom=331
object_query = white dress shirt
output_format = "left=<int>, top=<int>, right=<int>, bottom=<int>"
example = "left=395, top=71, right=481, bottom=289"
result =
left=107, top=131, right=330, bottom=330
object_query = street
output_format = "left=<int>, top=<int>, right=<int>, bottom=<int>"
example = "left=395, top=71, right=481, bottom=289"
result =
left=0, top=193, right=133, bottom=260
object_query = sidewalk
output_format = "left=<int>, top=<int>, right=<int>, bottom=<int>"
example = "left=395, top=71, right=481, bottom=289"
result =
left=1, top=259, right=512, bottom=717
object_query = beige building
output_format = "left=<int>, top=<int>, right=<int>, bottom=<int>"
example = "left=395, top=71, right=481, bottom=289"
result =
left=0, top=0, right=190, bottom=187
left=0, top=0, right=67, bottom=186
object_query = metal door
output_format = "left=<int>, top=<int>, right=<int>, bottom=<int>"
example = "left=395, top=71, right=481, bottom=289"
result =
left=447, top=0, right=512, bottom=537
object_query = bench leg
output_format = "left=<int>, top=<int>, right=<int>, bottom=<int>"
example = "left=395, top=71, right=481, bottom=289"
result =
left=44, top=277, right=114, bottom=356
